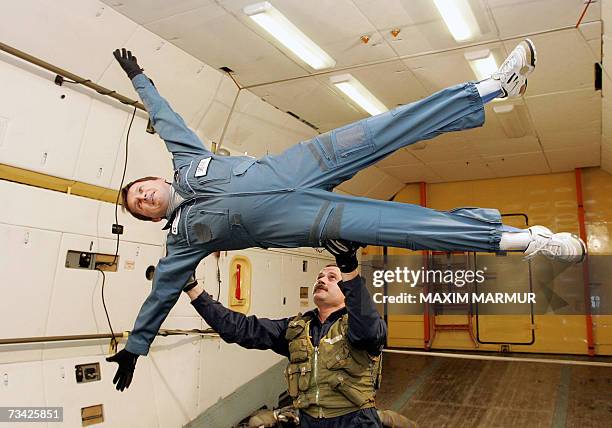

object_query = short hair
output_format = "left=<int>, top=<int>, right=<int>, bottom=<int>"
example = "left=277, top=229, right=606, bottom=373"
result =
left=325, top=263, right=338, bottom=268
left=120, top=176, right=161, bottom=221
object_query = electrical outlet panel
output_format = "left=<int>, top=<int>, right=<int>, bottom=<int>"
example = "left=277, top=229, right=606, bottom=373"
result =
left=75, top=363, right=100, bottom=384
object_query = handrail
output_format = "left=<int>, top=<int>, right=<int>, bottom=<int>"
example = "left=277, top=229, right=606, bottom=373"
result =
left=0, top=41, right=145, bottom=111
left=0, top=328, right=217, bottom=346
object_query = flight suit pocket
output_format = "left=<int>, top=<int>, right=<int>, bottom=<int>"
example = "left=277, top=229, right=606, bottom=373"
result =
left=332, top=122, right=373, bottom=164
left=232, top=158, right=257, bottom=176
left=448, top=207, right=501, bottom=224
left=229, top=213, right=259, bottom=248
left=189, top=156, right=231, bottom=187
left=185, top=206, right=230, bottom=246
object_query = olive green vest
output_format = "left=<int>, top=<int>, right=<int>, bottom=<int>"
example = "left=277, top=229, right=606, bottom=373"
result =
left=284, top=312, right=382, bottom=419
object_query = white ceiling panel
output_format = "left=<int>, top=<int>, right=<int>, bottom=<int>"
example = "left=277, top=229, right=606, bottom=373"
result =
left=251, top=78, right=363, bottom=131
left=580, top=20, right=603, bottom=63
left=539, top=129, right=601, bottom=151
left=354, top=0, right=500, bottom=57
left=428, top=159, right=496, bottom=182
left=101, top=27, right=228, bottom=125
left=195, top=100, right=232, bottom=142
left=101, top=0, right=212, bottom=25
left=411, top=138, right=483, bottom=162
left=223, top=90, right=317, bottom=156
left=487, top=0, right=600, bottom=39
left=86, top=0, right=609, bottom=184
left=327, top=60, right=428, bottom=112
left=460, top=102, right=527, bottom=142
left=483, top=151, right=551, bottom=177
left=363, top=174, right=406, bottom=200
left=546, top=144, right=601, bottom=172
left=379, top=163, right=443, bottom=183
left=221, top=0, right=397, bottom=68
left=145, top=3, right=309, bottom=86
left=191, top=75, right=240, bottom=128
left=375, top=148, right=424, bottom=168
left=470, top=135, right=543, bottom=157
left=337, top=166, right=399, bottom=195
left=525, top=89, right=601, bottom=140
left=403, top=42, right=506, bottom=93
left=1, top=0, right=137, bottom=82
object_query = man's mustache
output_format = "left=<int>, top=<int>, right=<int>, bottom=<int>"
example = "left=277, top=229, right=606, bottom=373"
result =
left=314, top=282, right=328, bottom=292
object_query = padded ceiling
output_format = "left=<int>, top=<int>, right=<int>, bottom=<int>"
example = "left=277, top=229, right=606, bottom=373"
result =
left=102, top=0, right=607, bottom=184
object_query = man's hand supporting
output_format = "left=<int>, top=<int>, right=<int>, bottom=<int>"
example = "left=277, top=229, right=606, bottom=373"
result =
left=324, top=239, right=362, bottom=280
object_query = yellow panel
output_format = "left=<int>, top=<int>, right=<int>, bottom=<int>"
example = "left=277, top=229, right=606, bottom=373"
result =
left=387, top=314, right=611, bottom=356
left=385, top=167, right=612, bottom=355
left=0, top=163, right=119, bottom=204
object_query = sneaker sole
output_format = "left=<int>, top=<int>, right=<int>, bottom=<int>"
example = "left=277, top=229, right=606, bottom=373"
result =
left=523, top=38, right=536, bottom=72
left=573, top=234, right=587, bottom=263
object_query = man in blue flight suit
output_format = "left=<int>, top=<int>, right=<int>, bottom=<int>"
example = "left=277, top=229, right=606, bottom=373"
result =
left=106, top=42, right=586, bottom=391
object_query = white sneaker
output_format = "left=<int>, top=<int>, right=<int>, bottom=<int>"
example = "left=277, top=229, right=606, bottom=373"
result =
left=492, top=39, right=537, bottom=98
left=524, top=225, right=586, bottom=264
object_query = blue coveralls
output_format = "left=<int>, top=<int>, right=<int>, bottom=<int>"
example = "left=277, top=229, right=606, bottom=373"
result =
left=126, top=74, right=511, bottom=355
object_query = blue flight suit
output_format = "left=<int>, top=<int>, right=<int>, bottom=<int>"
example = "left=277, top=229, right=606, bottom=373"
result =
left=126, top=74, right=513, bottom=355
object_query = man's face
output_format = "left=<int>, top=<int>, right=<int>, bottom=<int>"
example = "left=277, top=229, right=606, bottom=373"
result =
left=313, top=266, right=345, bottom=308
left=126, top=178, right=170, bottom=222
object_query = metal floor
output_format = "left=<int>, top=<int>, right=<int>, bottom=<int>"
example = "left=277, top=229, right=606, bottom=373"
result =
left=375, top=353, right=612, bottom=428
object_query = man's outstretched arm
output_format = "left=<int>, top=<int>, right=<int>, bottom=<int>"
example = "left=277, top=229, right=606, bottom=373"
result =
left=325, top=240, right=387, bottom=355
left=113, top=48, right=212, bottom=165
left=187, top=282, right=290, bottom=357
left=125, top=247, right=204, bottom=356
left=106, top=246, right=204, bottom=391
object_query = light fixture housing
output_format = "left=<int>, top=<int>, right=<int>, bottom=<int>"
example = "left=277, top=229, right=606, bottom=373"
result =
left=493, top=104, right=528, bottom=138
left=243, top=2, right=336, bottom=70
left=464, top=49, right=498, bottom=81
left=330, top=74, right=388, bottom=116
left=433, top=0, right=480, bottom=42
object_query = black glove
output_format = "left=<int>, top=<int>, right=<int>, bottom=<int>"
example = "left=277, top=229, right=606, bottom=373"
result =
left=106, top=349, right=139, bottom=391
left=113, top=48, right=143, bottom=80
left=323, top=239, right=362, bottom=273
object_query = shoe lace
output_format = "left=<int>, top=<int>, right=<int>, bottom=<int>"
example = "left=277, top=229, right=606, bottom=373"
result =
left=523, top=239, right=567, bottom=261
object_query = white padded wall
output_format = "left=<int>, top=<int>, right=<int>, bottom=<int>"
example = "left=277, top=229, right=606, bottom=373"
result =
left=0, top=1, right=336, bottom=427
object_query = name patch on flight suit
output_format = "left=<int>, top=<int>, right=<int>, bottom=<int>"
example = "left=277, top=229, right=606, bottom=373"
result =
left=195, top=157, right=212, bottom=177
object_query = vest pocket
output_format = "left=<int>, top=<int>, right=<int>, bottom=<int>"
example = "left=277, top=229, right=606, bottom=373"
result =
left=285, top=362, right=311, bottom=397
left=330, top=375, right=371, bottom=407
left=285, top=318, right=306, bottom=340
left=288, top=338, right=309, bottom=363
left=325, top=343, right=350, bottom=370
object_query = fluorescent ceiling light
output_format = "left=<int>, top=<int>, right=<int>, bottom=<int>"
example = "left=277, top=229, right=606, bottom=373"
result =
left=464, top=49, right=498, bottom=80
left=243, top=2, right=336, bottom=70
left=433, top=0, right=480, bottom=42
left=330, top=74, right=388, bottom=116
